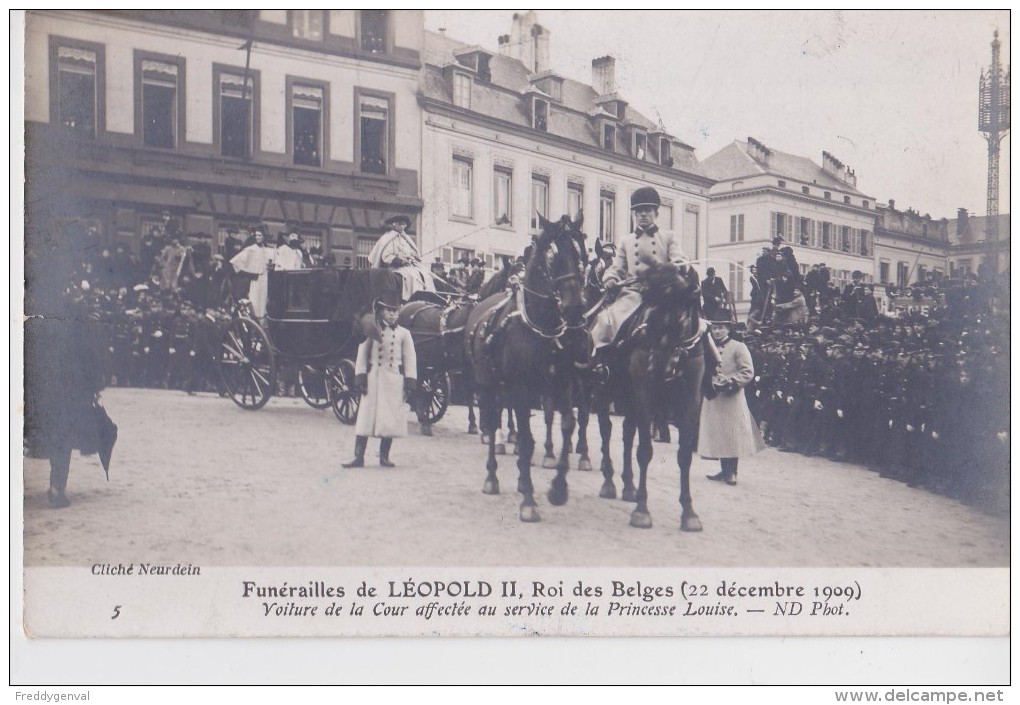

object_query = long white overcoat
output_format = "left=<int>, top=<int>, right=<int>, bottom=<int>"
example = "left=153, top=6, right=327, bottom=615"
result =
left=353, top=324, right=417, bottom=438
left=697, top=337, right=766, bottom=459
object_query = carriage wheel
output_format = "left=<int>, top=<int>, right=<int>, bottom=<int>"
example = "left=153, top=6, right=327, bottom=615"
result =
left=417, top=370, right=451, bottom=425
left=219, top=318, right=276, bottom=410
left=326, top=359, right=360, bottom=425
left=298, top=365, right=331, bottom=409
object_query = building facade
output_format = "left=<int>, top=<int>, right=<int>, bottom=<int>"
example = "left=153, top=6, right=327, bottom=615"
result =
left=26, top=10, right=424, bottom=265
left=417, top=12, right=713, bottom=271
left=701, top=138, right=877, bottom=313
left=872, top=201, right=951, bottom=287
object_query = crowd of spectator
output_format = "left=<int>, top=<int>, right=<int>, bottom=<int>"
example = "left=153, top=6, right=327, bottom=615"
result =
left=739, top=287, right=1009, bottom=513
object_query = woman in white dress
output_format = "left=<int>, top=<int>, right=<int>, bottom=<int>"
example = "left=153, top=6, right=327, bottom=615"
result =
left=229, top=228, right=273, bottom=317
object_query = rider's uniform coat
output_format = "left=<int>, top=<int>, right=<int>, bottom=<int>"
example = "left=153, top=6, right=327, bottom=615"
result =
left=591, top=225, right=687, bottom=349
left=368, top=229, right=436, bottom=301
left=353, top=323, right=418, bottom=438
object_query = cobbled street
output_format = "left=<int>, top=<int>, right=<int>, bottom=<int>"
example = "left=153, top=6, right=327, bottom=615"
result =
left=22, top=388, right=1009, bottom=568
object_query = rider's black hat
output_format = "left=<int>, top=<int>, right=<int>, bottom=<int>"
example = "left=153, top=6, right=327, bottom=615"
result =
left=630, top=187, right=661, bottom=210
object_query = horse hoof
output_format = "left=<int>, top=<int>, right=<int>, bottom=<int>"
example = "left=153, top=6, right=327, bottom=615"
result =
left=542, top=455, right=557, bottom=469
left=482, top=479, right=500, bottom=495
left=468, top=425, right=479, bottom=435
left=419, top=425, right=433, bottom=437
left=622, top=486, right=637, bottom=503
left=681, top=514, right=703, bottom=533
left=47, top=488, right=71, bottom=509
left=495, top=444, right=507, bottom=456
left=599, top=481, right=617, bottom=500
left=578, top=456, right=593, bottom=472
left=520, top=504, right=541, bottom=523
left=629, top=510, right=653, bottom=529
left=547, top=482, right=568, bottom=507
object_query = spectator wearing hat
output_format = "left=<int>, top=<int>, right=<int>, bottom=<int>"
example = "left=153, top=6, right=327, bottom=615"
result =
left=156, top=230, right=195, bottom=293
left=772, top=282, right=808, bottom=325
left=343, top=290, right=418, bottom=468
left=368, top=214, right=435, bottom=301
left=701, top=267, right=729, bottom=321
left=698, top=311, right=766, bottom=485
left=274, top=230, right=306, bottom=271
left=842, top=270, right=867, bottom=318
left=591, top=186, right=690, bottom=356
left=229, top=227, right=272, bottom=317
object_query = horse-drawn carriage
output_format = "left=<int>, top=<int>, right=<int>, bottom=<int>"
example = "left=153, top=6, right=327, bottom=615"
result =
left=217, top=266, right=454, bottom=426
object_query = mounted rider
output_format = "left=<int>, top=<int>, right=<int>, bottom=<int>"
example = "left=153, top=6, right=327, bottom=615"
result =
left=589, top=187, right=693, bottom=376
left=368, top=214, right=436, bottom=302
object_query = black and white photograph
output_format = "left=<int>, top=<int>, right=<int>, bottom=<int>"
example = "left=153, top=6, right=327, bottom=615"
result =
left=13, top=9, right=1010, bottom=686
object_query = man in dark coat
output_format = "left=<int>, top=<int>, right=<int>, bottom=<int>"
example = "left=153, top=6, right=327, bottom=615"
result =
left=25, top=282, right=110, bottom=508
left=701, top=267, right=729, bottom=321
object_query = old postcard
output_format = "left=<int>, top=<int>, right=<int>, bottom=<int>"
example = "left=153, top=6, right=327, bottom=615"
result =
left=15, top=9, right=1010, bottom=683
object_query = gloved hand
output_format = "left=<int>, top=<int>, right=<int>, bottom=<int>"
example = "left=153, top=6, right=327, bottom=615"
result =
left=404, top=378, right=418, bottom=404
left=390, top=257, right=406, bottom=268
left=355, top=374, right=368, bottom=396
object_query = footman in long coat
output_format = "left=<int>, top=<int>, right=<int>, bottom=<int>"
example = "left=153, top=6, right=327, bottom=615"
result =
left=342, top=290, right=417, bottom=468
left=698, top=314, right=765, bottom=485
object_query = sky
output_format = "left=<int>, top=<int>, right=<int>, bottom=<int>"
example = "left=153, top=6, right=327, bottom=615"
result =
left=425, top=10, right=1010, bottom=219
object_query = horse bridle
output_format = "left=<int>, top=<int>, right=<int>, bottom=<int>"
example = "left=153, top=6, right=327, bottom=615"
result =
left=518, top=238, right=586, bottom=339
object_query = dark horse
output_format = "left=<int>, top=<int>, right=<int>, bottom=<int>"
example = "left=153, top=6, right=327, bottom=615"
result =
left=596, top=262, right=710, bottom=531
left=465, top=214, right=588, bottom=522
left=399, top=256, right=521, bottom=435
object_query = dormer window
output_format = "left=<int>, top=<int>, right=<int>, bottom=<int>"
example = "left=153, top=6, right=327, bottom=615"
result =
left=532, top=97, right=549, bottom=132
left=477, top=54, right=492, bottom=83
left=634, top=131, right=647, bottom=160
left=824, top=191, right=832, bottom=200
left=659, top=137, right=672, bottom=167
left=603, top=124, right=616, bottom=151
left=843, top=195, right=851, bottom=204
left=453, top=73, right=472, bottom=109
left=532, top=74, right=563, bottom=101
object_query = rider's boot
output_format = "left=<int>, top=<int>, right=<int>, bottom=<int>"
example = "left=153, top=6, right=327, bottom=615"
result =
left=342, top=436, right=368, bottom=468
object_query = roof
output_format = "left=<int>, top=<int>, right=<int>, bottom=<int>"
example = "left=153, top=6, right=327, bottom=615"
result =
left=951, top=213, right=1010, bottom=245
left=421, top=30, right=704, bottom=177
left=701, top=140, right=867, bottom=196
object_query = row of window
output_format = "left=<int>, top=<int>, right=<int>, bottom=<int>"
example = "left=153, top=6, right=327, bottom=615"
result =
left=53, top=38, right=392, bottom=174
left=777, top=179, right=870, bottom=209
left=286, top=9, right=388, bottom=53
left=450, top=156, right=679, bottom=243
left=750, top=212, right=873, bottom=256
left=449, top=72, right=674, bottom=165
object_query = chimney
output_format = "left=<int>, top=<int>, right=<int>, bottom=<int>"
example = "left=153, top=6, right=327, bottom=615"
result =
left=532, top=23, right=549, bottom=74
left=746, top=136, right=771, bottom=165
left=502, top=11, right=544, bottom=73
left=888, top=199, right=896, bottom=210
left=821, top=150, right=845, bottom=178
left=592, top=55, right=616, bottom=96
left=957, top=207, right=970, bottom=241
left=498, top=34, right=511, bottom=57
left=843, top=166, right=857, bottom=189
